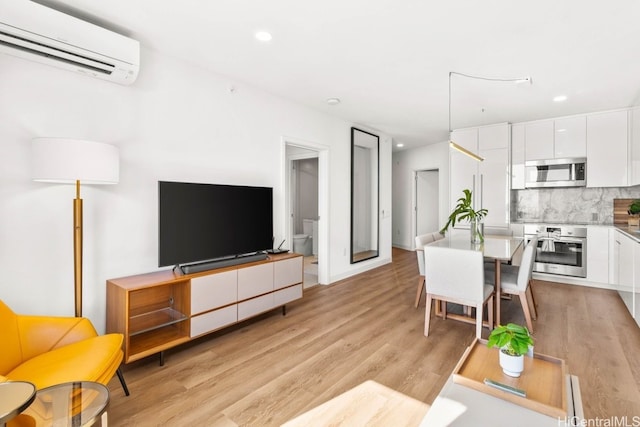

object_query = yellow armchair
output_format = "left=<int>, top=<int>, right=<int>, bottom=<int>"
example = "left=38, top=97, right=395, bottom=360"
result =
left=0, top=300, right=128, bottom=395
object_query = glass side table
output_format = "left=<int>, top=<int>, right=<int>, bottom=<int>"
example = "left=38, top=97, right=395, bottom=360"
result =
left=0, top=381, right=36, bottom=426
left=12, top=381, right=110, bottom=427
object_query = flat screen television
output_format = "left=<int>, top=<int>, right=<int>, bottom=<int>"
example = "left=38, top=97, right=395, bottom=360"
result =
left=158, top=181, right=273, bottom=268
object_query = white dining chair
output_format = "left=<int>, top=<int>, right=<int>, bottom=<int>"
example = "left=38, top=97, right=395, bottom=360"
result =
left=423, top=246, right=494, bottom=338
left=485, top=238, right=538, bottom=332
left=414, top=233, right=436, bottom=307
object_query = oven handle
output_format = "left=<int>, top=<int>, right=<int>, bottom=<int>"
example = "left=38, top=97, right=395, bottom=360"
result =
left=553, top=237, right=586, bottom=244
left=525, top=235, right=585, bottom=244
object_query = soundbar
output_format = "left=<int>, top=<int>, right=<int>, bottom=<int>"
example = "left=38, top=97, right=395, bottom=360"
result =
left=178, top=253, right=268, bottom=274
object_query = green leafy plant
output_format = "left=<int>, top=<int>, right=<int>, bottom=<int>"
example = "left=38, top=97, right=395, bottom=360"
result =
left=440, top=189, right=488, bottom=235
left=487, top=323, right=534, bottom=357
left=628, top=200, right=640, bottom=216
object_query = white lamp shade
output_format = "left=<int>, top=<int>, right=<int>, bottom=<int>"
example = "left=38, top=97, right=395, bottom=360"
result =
left=32, top=138, right=119, bottom=184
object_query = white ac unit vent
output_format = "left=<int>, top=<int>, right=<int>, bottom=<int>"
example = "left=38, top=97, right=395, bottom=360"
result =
left=0, top=1, right=140, bottom=85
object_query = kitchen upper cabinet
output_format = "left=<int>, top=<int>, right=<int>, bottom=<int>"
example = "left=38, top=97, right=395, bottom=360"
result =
left=554, top=116, right=586, bottom=158
left=449, top=123, right=510, bottom=230
left=511, top=124, right=525, bottom=189
left=524, top=120, right=554, bottom=161
left=523, top=117, right=586, bottom=161
left=586, top=110, right=628, bottom=187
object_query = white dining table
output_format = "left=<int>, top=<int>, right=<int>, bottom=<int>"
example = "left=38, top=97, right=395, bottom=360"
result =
left=428, top=234, right=524, bottom=327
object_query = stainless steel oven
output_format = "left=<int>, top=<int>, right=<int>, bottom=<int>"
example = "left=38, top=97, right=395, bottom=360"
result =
left=523, top=225, right=587, bottom=278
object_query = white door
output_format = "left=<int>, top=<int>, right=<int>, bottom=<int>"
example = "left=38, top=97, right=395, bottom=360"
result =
left=415, top=170, right=439, bottom=236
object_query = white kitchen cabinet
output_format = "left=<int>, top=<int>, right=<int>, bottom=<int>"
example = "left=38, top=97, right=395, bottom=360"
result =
left=635, top=241, right=640, bottom=326
left=612, top=230, right=635, bottom=322
left=479, top=147, right=509, bottom=228
left=587, top=110, right=628, bottom=187
left=524, top=120, right=554, bottom=161
left=554, top=116, right=586, bottom=158
left=449, top=128, right=479, bottom=228
left=511, top=124, right=525, bottom=189
left=449, top=123, right=510, bottom=230
left=586, top=226, right=609, bottom=285
left=630, top=107, right=640, bottom=186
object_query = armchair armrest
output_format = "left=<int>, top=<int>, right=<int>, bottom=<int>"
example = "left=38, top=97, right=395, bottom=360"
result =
left=17, top=315, right=98, bottom=361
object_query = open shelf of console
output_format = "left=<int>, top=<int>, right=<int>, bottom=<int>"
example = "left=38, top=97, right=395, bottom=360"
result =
left=107, top=252, right=304, bottom=364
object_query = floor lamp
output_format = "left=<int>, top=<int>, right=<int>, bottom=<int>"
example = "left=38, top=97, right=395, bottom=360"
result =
left=32, top=138, right=119, bottom=317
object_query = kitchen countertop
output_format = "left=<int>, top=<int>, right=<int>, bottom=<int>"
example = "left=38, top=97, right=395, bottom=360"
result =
left=613, top=224, right=640, bottom=243
left=511, top=220, right=613, bottom=226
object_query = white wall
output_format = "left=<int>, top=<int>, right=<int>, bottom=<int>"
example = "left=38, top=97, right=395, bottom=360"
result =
left=392, top=142, right=449, bottom=249
left=0, top=47, right=392, bottom=332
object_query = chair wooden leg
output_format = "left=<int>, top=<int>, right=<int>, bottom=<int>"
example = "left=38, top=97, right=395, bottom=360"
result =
left=487, top=295, right=494, bottom=331
left=414, top=276, right=425, bottom=308
left=528, top=279, right=538, bottom=308
left=475, top=303, right=483, bottom=339
left=441, top=300, right=447, bottom=320
left=525, top=286, right=537, bottom=320
left=424, top=294, right=433, bottom=337
left=519, top=292, right=534, bottom=333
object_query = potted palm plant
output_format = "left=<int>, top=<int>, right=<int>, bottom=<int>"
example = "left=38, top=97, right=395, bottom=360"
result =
left=440, top=189, right=488, bottom=243
left=487, top=323, right=534, bottom=378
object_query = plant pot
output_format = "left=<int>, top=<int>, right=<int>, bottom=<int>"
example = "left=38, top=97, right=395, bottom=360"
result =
left=499, top=350, right=524, bottom=377
left=628, top=217, right=640, bottom=227
left=470, top=219, right=484, bottom=244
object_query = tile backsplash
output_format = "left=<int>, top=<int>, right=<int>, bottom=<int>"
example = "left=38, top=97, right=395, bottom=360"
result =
left=511, top=186, right=640, bottom=224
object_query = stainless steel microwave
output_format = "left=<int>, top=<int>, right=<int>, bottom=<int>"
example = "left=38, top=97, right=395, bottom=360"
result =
left=525, top=157, right=586, bottom=188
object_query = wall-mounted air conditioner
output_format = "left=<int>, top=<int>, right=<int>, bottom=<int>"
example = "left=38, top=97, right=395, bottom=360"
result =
left=0, top=1, right=140, bottom=85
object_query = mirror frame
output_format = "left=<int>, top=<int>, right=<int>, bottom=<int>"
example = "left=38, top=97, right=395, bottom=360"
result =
left=350, top=127, right=380, bottom=264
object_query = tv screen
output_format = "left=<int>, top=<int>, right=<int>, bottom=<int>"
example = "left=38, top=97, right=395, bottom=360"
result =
left=158, top=181, right=273, bottom=267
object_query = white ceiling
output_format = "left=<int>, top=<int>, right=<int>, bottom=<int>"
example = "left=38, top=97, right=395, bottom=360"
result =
left=36, top=0, right=640, bottom=150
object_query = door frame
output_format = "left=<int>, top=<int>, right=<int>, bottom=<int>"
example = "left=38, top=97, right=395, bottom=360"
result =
left=413, top=168, right=440, bottom=248
left=282, top=136, right=329, bottom=285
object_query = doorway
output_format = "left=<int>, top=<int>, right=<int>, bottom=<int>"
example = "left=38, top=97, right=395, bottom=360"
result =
left=285, top=142, right=326, bottom=288
left=415, top=169, right=439, bottom=244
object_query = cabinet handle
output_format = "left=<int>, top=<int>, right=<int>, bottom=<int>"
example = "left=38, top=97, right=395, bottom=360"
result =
left=472, top=175, right=476, bottom=209
left=480, top=174, right=484, bottom=209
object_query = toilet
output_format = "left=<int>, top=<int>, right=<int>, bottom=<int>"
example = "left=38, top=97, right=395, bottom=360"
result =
left=293, top=219, right=316, bottom=256
left=293, top=234, right=312, bottom=256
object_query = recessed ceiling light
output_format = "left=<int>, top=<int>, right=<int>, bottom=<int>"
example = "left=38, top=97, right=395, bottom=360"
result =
left=326, top=97, right=341, bottom=106
left=553, top=95, right=568, bottom=102
left=255, top=31, right=272, bottom=42
left=396, top=143, right=404, bottom=148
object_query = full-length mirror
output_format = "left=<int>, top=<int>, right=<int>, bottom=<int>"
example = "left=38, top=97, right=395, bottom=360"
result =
left=351, top=127, right=379, bottom=263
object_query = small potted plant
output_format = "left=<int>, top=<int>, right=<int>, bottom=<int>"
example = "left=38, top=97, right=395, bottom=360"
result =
left=487, top=323, right=534, bottom=378
left=440, top=189, right=488, bottom=243
left=628, top=200, right=640, bottom=227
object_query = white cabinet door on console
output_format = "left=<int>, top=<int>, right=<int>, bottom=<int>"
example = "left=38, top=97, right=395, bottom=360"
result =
left=238, top=263, right=274, bottom=300
left=238, top=293, right=275, bottom=321
left=274, top=257, right=303, bottom=290
left=191, top=305, right=237, bottom=338
left=274, top=285, right=303, bottom=306
left=191, top=270, right=237, bottom=315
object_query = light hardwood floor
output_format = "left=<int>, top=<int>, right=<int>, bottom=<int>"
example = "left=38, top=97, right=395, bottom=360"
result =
left=106, top=248, right=640, bottom=426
